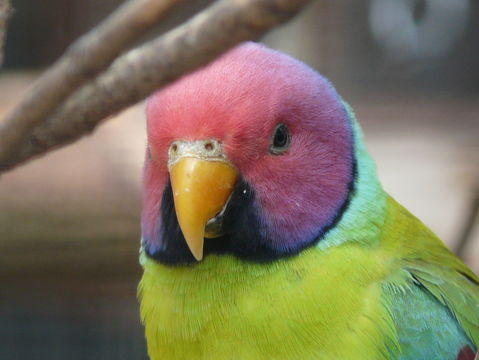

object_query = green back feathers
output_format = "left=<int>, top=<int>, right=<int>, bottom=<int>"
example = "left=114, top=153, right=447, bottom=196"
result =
left=379, top=196, right=479, bottom=355
left=384, top=284, right=475, bottom=359
left=404, top=247, right=479, bottom=347
left=340, top=101, right=479, bottom=353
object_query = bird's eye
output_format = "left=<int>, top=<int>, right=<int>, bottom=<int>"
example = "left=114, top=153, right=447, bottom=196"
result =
left=269, top=123, right=291, bottom=155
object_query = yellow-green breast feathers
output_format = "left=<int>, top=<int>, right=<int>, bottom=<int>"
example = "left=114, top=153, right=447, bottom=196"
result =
left=139, top=194, right=478, bottom=360
left=139, top=232, right=394, bottom=359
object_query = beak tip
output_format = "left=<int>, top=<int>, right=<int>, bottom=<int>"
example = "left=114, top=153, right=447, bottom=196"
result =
left=190, top=246, right=203, bottom=261
left=183, top=234, right=204, bottom=262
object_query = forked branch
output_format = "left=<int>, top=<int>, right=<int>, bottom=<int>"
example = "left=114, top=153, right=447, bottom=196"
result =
left=0, top=0, right=182, bottom=167
left=0, top=0, right=311, bottom=172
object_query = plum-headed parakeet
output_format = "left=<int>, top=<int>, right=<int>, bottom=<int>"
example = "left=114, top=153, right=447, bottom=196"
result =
left=139, top=42, right=479, bottom=360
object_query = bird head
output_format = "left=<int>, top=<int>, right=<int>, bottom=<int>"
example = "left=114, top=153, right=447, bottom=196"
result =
left=141, top=42, right=371, bottom=265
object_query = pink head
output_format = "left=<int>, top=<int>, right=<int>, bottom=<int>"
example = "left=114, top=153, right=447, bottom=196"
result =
left=143, top=42, right=354, bottom=264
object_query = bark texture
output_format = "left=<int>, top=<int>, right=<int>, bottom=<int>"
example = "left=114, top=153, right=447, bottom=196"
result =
left=0, top=0, right=182, bottom=167
left=0, top=0, right=311, bottom=172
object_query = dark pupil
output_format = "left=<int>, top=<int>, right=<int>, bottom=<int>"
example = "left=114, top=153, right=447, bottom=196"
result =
left=273, top=125, right=288, bottom=148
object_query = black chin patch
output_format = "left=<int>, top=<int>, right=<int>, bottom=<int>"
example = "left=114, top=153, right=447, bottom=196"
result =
left=145, top=181, right=196, bottom=264
left=144, top=158, right=356, bottom=266
left=144, top=179, right=286, bottom=265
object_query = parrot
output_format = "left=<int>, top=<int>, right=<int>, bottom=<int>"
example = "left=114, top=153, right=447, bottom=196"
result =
left=138, top=42, right=479, bottom=360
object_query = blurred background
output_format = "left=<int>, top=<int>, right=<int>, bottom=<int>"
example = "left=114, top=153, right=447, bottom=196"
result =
left=1, top=0, right=478, bottom=359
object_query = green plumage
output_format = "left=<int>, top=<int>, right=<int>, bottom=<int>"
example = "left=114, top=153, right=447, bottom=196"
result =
left=380, top=196, right=478, bottom=359
left=139, top=102, right=479, bottom=359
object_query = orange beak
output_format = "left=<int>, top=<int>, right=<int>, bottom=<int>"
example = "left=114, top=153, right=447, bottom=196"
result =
left=169, top=157, right=237, bottom=261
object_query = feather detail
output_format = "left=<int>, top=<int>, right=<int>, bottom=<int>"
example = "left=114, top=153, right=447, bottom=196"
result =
left=139, top=245, right=398, bottom=360
left=380, top=196, right=479, bottom=359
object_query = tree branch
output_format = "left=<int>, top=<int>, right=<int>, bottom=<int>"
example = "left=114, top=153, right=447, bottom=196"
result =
left=0, top=0, right=11, bottom=67
left=0, top=0, right=311, bottom=172
left=0, top=0, right=182, bottom=167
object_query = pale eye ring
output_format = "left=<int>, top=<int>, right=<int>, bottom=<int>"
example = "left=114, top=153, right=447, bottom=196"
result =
left=269, top=123, right=291, bottom=155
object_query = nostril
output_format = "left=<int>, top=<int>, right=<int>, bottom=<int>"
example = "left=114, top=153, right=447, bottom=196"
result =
left=171, top=144, right=178, bottom=152
left=204, top=142, right=214, bottom=151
